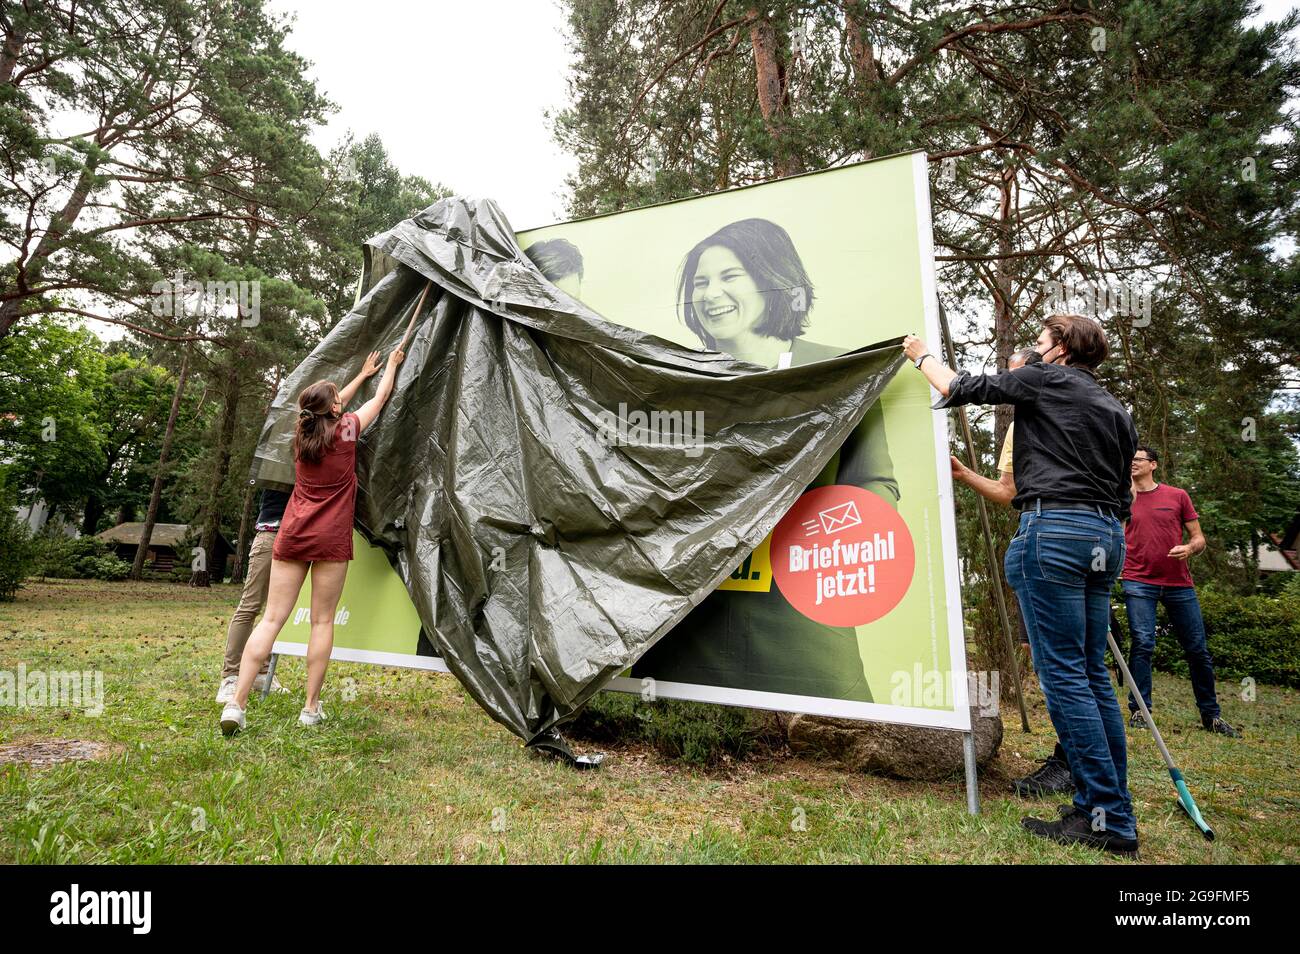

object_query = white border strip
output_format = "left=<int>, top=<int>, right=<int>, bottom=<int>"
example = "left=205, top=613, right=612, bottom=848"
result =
left=272, top=641, right=450, bottom=674
left=271, top=640, right=969, bottom=730
left=604, top=675, right=968, bottom=729
left=913, top=151, right=971, bottom=729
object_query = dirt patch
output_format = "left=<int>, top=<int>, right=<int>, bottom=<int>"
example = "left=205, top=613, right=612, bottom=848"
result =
left=13, top=578, right=240, bottom=605
left=0, top=738, right=117, bottom=767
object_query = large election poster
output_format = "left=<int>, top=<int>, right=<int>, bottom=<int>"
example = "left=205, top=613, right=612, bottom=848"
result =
left=278, top=150, right=969, bottom=731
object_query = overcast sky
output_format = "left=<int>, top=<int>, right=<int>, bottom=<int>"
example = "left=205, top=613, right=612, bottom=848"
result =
left=269, top=0, right=1298, bottom=236
left=266, top=0, right=577, bottom=232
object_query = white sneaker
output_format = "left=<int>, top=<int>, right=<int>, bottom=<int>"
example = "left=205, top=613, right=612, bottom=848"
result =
left=215, top=675, right=238, bottom=704
left=253, top=673, right=288, bottom=694
left=298, top=703, right=327, bottom=727
left=220, top=704, right=246, bottom=736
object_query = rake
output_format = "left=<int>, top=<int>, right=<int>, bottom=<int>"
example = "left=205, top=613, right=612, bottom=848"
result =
left=1107, top=629, right=1215, bottom=841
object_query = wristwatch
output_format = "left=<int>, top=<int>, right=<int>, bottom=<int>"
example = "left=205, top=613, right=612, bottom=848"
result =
left=914, top=353, right=933, bottom=369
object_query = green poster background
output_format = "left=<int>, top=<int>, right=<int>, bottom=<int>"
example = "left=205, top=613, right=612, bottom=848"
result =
left=279, top=151, right=969, bottom=728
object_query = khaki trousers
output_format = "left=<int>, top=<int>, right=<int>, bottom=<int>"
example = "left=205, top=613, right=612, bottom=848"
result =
left=220, top=530, right=277, bottom=678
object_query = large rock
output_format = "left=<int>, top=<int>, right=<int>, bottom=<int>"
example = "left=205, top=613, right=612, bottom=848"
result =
left=785, top=708, right=1002, bottom=780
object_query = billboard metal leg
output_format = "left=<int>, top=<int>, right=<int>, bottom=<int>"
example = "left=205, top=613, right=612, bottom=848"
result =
left=963, top=731, right=980, bottom=815
left=260, top=652, right=278, bottom=701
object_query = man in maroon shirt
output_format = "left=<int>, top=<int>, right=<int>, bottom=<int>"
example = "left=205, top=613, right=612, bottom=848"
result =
left=1122, top=445, right=1239, bottom=736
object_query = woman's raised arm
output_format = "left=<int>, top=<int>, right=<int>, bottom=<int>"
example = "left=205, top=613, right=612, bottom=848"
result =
left=354, top=348, right=405, bottom=432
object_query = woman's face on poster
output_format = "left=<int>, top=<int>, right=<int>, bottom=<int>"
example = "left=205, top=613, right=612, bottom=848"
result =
left=691, top=245, right=767, bottom=340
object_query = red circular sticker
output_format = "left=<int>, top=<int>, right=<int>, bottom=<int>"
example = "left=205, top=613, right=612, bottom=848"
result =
left=771, top=485, right=915, bottom=627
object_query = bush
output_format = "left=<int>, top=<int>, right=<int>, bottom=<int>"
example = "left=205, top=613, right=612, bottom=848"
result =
left=565, top=690, right=783, bottom=766
left=76, top=554, right=131, bottom=581
left=1114, top=582, right=1300, bottom=689
left=31, top=535, right=116, bottom=579
left=0, top=507, right=35, bottom=601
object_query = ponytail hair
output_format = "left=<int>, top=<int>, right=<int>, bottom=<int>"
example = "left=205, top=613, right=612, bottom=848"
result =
left=292, top=380, right=341, bottom=465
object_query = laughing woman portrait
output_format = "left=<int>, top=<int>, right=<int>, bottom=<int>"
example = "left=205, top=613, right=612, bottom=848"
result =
left=633, top=218, right=898, bottom=702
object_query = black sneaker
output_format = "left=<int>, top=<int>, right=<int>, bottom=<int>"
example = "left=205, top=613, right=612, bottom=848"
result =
left=1128, top=711, right=1147, bottom=729
left=1021, top=806, right=1139, bottom=856
left=1202, top=716, right=1240, bottom=738
left=1012, top=754, right=1075, bottom=797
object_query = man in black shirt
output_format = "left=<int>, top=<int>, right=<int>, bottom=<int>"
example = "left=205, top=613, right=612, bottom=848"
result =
left=215, top=488, right=291, bottom=702
left=904, top=315, right=1140, bottom=855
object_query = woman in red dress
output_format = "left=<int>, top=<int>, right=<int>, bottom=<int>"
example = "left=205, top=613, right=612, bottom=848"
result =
left=221, top=347, right=405, bottom=734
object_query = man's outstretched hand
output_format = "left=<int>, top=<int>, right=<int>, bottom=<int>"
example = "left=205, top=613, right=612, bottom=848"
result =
left=950, top=454, right=971, bottom=484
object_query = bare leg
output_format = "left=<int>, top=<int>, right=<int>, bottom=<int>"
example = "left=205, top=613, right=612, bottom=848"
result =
left=304, top=560, right=349, bottom=712
left=232, top=559, right=310, bottom=709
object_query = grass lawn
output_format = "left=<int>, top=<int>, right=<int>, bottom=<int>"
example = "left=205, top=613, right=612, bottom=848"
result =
left=1, top=579, right=1296, bottom=864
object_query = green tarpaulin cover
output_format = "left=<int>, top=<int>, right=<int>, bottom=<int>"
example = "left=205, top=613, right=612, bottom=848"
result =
left=251, top=197, right=904, bottom=744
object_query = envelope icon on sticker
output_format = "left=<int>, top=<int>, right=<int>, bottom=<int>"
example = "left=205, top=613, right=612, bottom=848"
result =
left=817, top=501, right=862, bottom=534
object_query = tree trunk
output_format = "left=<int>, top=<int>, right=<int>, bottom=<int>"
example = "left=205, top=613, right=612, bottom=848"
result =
left=229, top=372, right=279, bottom=584
left=992, top=161, right=1017, bottom=453
left=0, top=24, right=26, bottom=85
left=81, top=493, right=104, bottom=537
left=81, top=452, right=121, bottom=535
left=191, top=360, right=241, bottom=587
left=131, top=347, right=190, bottom=580
left=748, top=10, right=802, bottom=178
left=229, top=479, right=257, bottom=584
left=844, top=1, right=880, bottom=87
left=986, top=160, right=1022, bottom=692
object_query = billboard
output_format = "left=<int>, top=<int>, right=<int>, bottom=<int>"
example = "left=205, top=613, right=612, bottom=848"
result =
left=277, top=150, right=969, bottom=730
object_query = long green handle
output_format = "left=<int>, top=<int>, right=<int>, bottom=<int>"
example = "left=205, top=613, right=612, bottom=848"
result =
left=1108, top=631, right=1216, bottom=841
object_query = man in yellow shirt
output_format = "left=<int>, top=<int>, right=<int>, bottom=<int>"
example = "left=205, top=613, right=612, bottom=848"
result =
left=950, top=350, right=1034, bottom=505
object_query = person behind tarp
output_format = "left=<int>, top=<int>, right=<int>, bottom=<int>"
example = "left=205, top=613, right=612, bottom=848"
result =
left=904, top=314, right=1140, bottom=856
left=523, top=238, right=583, bottom=299
left=634, top=218, right=898, bottom=703
left=220, top=347, right=404, bottom=735
left=214, top=488, right=291, bottom=703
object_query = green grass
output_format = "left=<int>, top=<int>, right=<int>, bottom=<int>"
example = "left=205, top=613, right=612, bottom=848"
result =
left=1, top=579, right=1296, bottom=864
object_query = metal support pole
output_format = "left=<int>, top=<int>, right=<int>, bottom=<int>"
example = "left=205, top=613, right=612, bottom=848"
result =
left=260, top=652, right=279, bottom=701
left=936, top=300, right=1031, bottom=733
left=963, top=731, right=981, bottom=815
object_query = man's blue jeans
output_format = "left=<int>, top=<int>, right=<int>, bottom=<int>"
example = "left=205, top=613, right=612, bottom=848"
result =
left=1004, top=507, right=1135, bottom=839
left=1120, top=579, right=1220, bottom=720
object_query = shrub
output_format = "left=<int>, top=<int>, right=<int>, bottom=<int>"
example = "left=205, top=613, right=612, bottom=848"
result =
left=0, top=507, right=35, bottom=601
left=1113, top=582, right=1300, bottom=689
left=31, top=535, right=116, bottom=578
left=565, top=690, right=783, bottom=766
left=76, top=554, right=131, bottom=581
